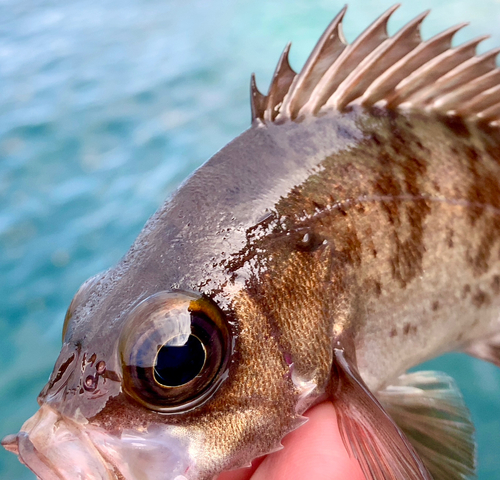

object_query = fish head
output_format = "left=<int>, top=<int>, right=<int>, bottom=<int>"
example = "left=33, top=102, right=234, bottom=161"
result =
left=2, top=128, right=337, bottom=479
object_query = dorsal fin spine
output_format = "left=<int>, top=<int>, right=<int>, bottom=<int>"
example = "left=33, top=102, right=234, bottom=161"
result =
left=433, top=68, right=500, bottom=112
left=264, top=43, right=296, bottom=122
left=361, top=22, right=467, bottom=107
left=280, top=6, right=348, bottom=121
left=457, top=83, right=500, bottom=116
left=250, top=73, right=266, bottom=124
left=386, top=35, right=489, bottom=107
left=251, top=5, right=500, bottom=126
left=414, top=47, right=500, bottom=107
left=328, top=10, right=429, bottom=110
left=304, top=5, right=400, bottom=115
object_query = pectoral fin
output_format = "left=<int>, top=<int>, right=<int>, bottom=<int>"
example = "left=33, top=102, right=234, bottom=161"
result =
left=331, top=347, right=432, bottom=480
left=378, top=371, right=476, bottom=480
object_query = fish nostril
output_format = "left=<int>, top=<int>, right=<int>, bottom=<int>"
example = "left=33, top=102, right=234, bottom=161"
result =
left=84, top=375, right=97, bottom=391
left=96, top=360, right=106, bottom=375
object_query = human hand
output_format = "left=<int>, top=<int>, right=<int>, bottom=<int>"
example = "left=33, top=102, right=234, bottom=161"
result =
left=217, top=402, right=365, bottom=480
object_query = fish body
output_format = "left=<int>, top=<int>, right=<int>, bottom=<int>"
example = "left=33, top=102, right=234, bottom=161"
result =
left=3, top=5, right=500, bottom=480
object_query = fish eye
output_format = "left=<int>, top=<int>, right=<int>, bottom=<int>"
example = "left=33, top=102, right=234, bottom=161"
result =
left=119, top=291, right=231, bottom=412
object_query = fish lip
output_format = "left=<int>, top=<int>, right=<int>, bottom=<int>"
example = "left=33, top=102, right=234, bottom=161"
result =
left=1, top=433, right=20, bottom=455
left=4, top=404, right=196, bottom=480
left=3, top=404, right=116, bottom=480
left=17, top=431, right=65, bottom=480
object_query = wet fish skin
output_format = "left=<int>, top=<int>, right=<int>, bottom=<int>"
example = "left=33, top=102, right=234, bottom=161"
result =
left=4, top=4, right=500, bottom=479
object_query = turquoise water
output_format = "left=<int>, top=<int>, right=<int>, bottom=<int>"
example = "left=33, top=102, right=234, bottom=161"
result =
left=1, top=0, right=500, bottom=478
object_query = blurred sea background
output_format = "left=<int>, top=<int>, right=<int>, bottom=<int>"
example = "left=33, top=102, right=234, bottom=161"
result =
left=1, top=0, right=500, bottom=478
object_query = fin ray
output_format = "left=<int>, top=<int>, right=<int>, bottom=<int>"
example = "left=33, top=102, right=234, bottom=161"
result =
left=332, top=347, right=432, bottom=480
left=250, top=74, right=267, bottom=123
left=264, top=43, right=297, bottom=122
left=329, top=10, right=429, bottom=110
left=378, top=371, right=476, bottom=480
left=362, top=23, right=467, bottom=107
left=253, top=5, right=500, bottom=125
left=280, top=7, right=347, bottom=120
left=303, top=5, right=400, bottom=116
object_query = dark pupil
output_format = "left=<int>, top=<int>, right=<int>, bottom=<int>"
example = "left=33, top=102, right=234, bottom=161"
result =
left=154, top=335, right=205, bottom=387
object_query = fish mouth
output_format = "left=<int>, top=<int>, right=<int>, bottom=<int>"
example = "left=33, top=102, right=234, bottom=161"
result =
left=2, top=404, right=115, bottom=480
left=2, top=404, right=193, bottom=480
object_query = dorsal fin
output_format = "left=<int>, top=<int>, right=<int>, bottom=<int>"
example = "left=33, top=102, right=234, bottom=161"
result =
left=251, top=5, right=500, bottom=126
left=250, top=74, right=267, bottom=123
left=251, top=44, right=297, bottom=124
left=264, top=43, right=297, bottom=122
left=280, top=6, right=348, bottom=120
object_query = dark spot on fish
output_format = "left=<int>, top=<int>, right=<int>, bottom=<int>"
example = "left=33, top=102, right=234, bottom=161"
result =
left=369, top=115, right=430, bottom=288
left=432, top=301, right=439, bottom=311
left=364, top=278, right=382, bottom=297
left=446, top=228, right=454, bottom=248
left=371, top=132, right=382, bottom=146
left=463, top=134, right=500, bottom=275
left=492, top=275, right=500, bottom=294
left=478, top=124, right=500, bottom=166
left=296, top=231, right=324, bottom=252
left=312, top=200, right=326, bottom=211
left=356, top=204, right=365, bottom=214
left=96, top=361, right=106, bottom=375
left=467, top=241, right=494, bottom=276
left=463, top=284, right=471, bottom=298
left=443, top=115, right=471, bottom=138
left=372, top=248, right=377, bottom=258
left=456, top=332, right=465, bottom=342
left=49, top=354, right=75, bottom=388
left=338, top=207, right=348, bottom=216
left=403, top=323, right=418, bottom=335
left=103, top=370, right=120, bottom=382
left=389, top=328, right=397, bottom=338
left=472, top=289, right=490, bottom=308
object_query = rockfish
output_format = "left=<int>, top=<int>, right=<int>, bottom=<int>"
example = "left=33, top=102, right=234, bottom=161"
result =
left=4, top=4, right=500, bottom=479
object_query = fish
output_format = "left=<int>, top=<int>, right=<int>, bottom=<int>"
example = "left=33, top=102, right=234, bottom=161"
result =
left=4, top=3, right=500, bottom=479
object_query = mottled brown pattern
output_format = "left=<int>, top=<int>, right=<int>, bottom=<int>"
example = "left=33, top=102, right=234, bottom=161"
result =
left=463, top=141, right=500, bottom=276
left=472, top=290, right=491, bottom=308
left=21, top=104, right=500, bottom=480
left=91, top=289, right=301, bottom=477
left=95, top=108, right=500, bottom=479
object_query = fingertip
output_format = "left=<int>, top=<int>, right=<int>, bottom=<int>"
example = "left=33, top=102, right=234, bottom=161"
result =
left=251, top=402, right=365, bottom=480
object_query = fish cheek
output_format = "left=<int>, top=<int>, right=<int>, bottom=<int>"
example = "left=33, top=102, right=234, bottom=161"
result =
left=80, top=294, right=300, bottom=477
left=243, top=237, right=342, bottom=397
left=194, top=291, right=305, bottom=469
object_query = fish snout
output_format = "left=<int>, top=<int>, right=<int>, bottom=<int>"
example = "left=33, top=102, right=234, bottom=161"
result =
left=3, top=403, right=197, bottom=480
left=2, top=404, right=114, bottom=480
left=1, top=434, right=19, bottom=454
